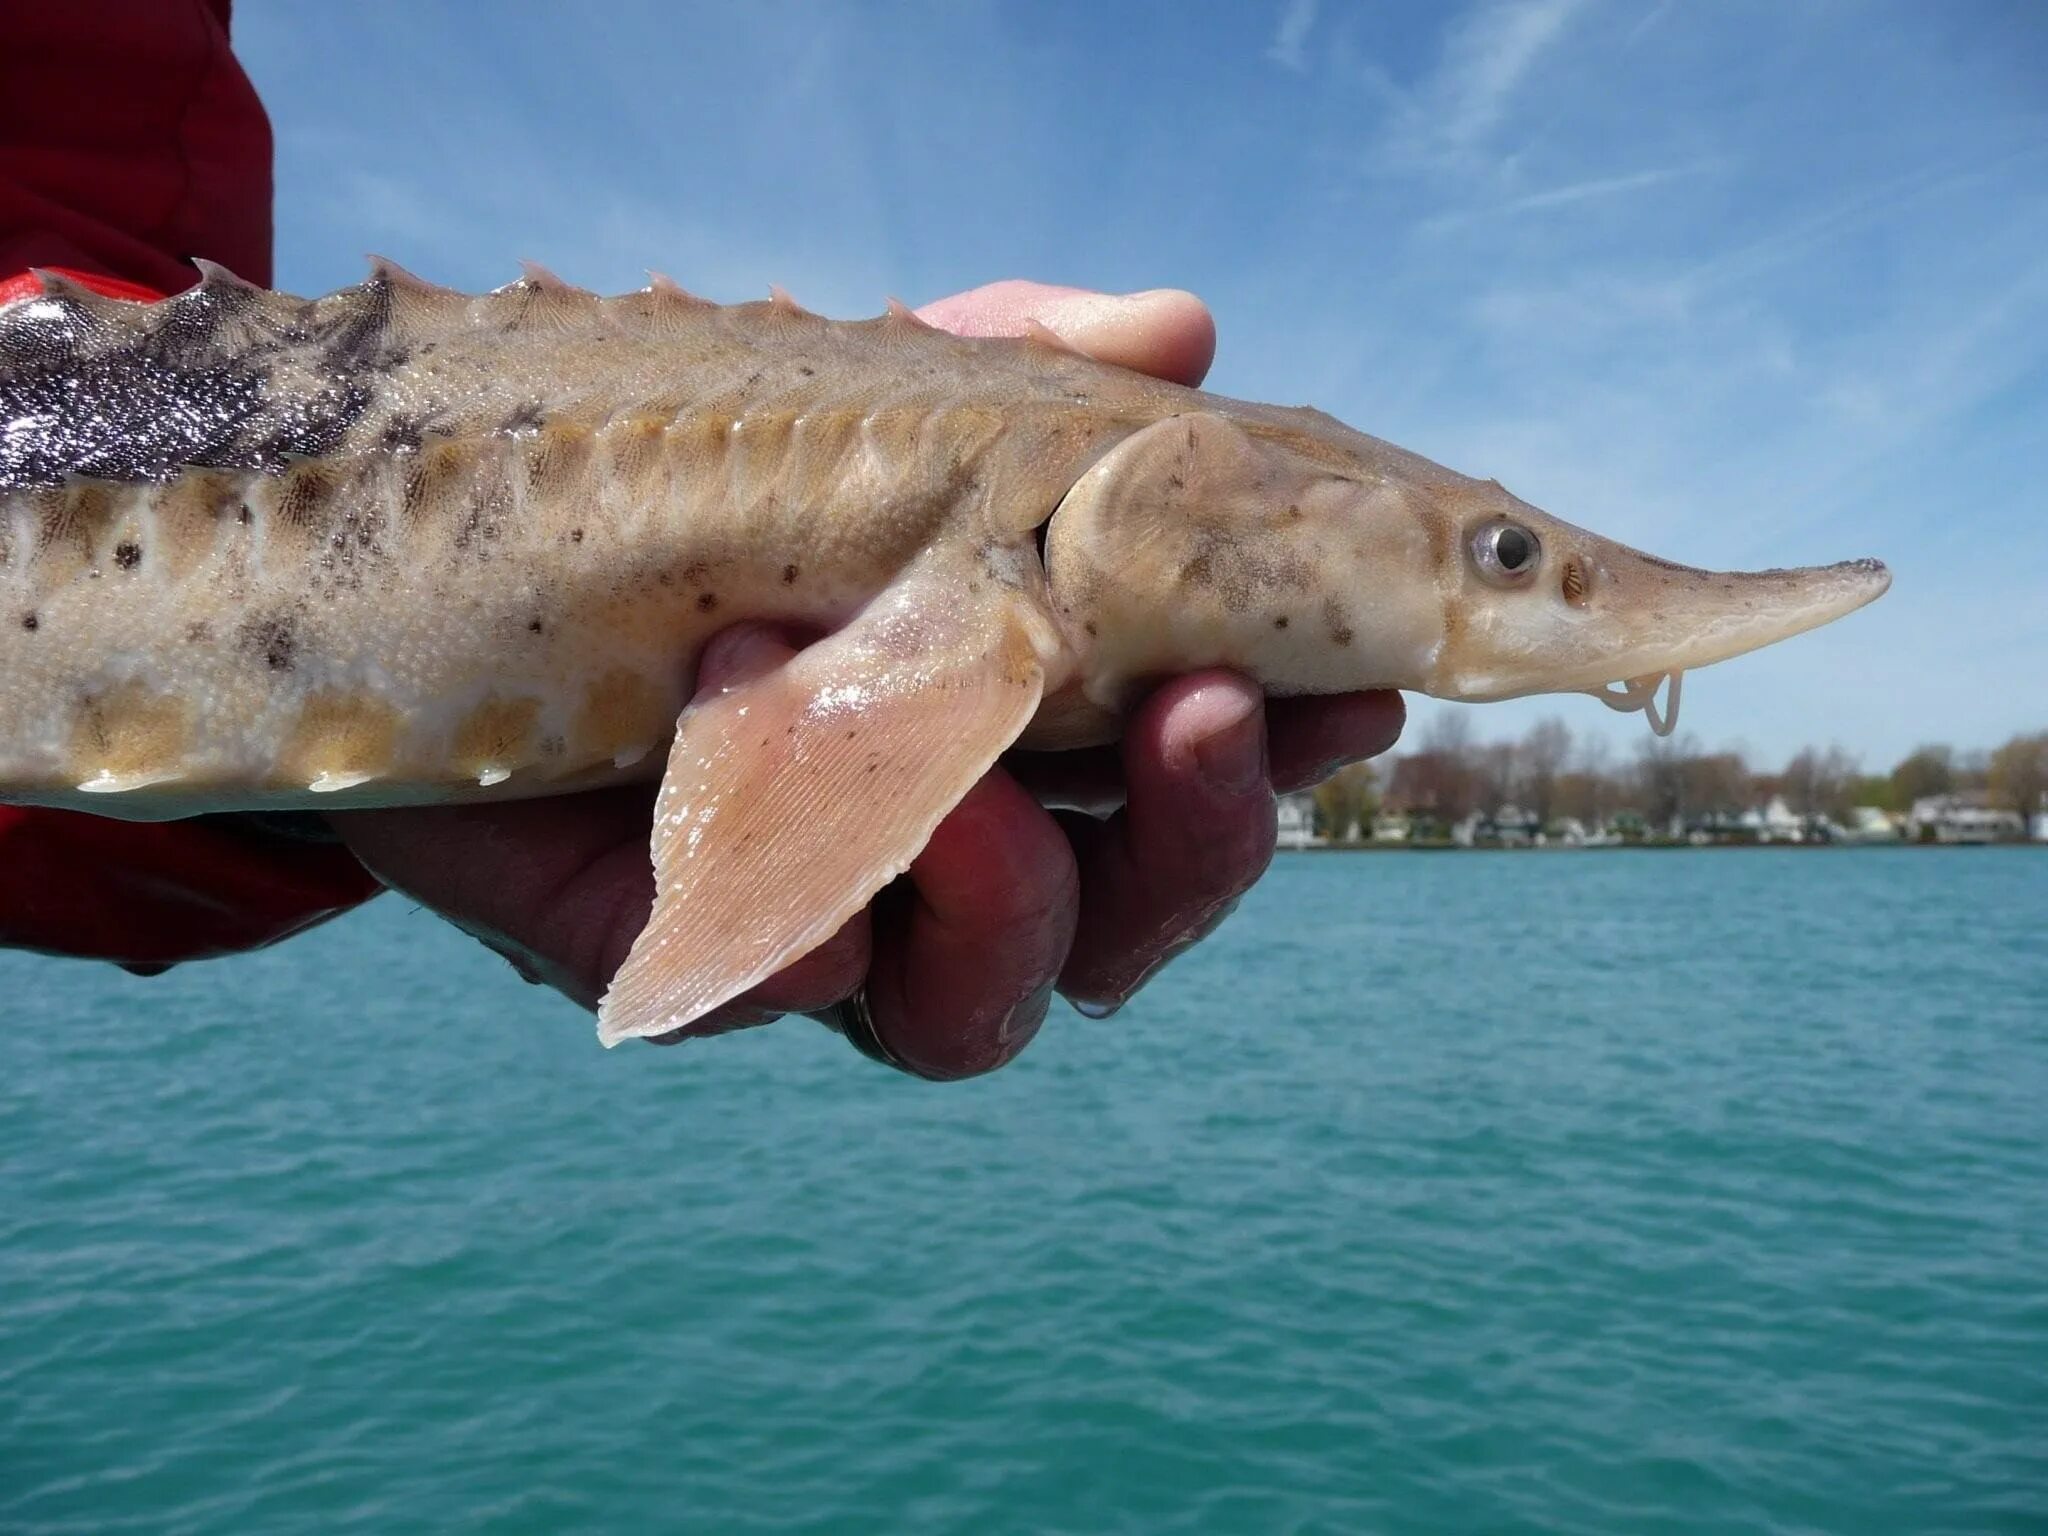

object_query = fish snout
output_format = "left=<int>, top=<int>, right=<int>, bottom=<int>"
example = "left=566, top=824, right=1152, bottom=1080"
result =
left=1580, top=552, right=1891, bottom=683
left=1433, top=513, right=1890, bottom=720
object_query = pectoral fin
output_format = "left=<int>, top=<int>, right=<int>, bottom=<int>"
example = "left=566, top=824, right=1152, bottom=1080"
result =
left=598, top=554, right=1047, bottom=1045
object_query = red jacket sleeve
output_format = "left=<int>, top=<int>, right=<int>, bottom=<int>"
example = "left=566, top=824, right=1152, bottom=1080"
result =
left=0, top=1, right=382, bottom=968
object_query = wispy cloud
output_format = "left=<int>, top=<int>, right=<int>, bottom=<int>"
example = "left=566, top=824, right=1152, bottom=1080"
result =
left=1375, top=0, right=1591, bottom=173
left=1266, top=0, right=1319, bottom=72
left=1618, top=0, right=1674, bottom=52
left=1420, top=161, right=1718, bottom=232
left=1679, top=144, right=2048, bottom=297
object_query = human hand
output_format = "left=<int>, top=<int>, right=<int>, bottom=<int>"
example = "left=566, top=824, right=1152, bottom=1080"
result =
left=329, top=281, right=1404, bottom=1077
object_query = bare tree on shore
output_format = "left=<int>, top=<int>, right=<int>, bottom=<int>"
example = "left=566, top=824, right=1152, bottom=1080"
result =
left=1311, top=760, right=1379, bottom=842
left=1989, top=732, right=2048, bottom=818
left=1635, top=732, right=1694, bottom=834
left=1783, top=745, right=1859, bottom=824
left=1475, top=740, right=1522, bottom=817
left=1520, top=718, right=1572, bottom=827
left=1890, top=744, right=1955, bottom=806
left=1388, top=710, right=1479, bottom=825
left=1684, top=752, right=1752, bottom=820
left=1555, top=735, right=1618, bottom=828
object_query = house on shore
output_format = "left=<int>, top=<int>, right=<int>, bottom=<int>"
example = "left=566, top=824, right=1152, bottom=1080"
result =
left=1276, top=791, right=1320, bottom=849
left=1844, top=806, right=1901, bottom=842
left=1908, top=792, right=2025, bottom=844
left=1738, top=796, right=1809, bottom=843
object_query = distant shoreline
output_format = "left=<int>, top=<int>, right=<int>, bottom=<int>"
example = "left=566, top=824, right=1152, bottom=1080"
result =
left=1280, top=839, right=2046, bottom=853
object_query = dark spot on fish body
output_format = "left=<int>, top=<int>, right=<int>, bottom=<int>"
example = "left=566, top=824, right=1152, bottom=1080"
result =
left=1322, top=598, right=1354, bottom=649
left=1083, top=620, right=1098, bottom=637
left=696, top=592, right=719, bottom=613
left=309, top=288, right=395, bottom=375
left=1273, top=616, right=1289, bottom=629
left=503, top=400, right=546, bottom=435
left=185, top=621, right=211, bottom=643
left=20, top=612, right=37, bottom=631
left=527, top=618, right=545, bottom=634
left=570, top=527, right=585, bottom=543
left=782, top=564, right=799, bottom=584
left=112, top=540, right=141, bottom=569
left=150, top=282, right=250, bottom=353
left=256, top=380, right=373, bottom=468
left=243, top=614, right=298, bottom=672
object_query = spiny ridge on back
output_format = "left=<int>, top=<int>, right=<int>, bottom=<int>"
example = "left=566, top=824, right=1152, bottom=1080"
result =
left=0, top=260, right=1006, bottom=493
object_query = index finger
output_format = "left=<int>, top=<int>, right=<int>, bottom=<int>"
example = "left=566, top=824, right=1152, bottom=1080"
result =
left=917, top=281, right=1216, bottom=387
left=859, top=769, right=1080, bottom=1079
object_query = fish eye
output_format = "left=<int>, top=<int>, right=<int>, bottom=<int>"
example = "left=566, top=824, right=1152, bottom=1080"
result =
left=1472, top=520, right=1542, bottom=587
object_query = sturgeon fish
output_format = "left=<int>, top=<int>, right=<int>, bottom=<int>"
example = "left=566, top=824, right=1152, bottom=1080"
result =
left=0, top=263, right=1888, bottom=1043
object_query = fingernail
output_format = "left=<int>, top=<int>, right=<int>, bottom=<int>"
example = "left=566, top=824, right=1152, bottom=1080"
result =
left=1070, top=996, right=1121, bottom=1020
left=1191, top=694, right=1265, bottom=795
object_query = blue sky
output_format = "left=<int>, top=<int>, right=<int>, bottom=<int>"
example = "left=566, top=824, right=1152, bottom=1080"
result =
left=235, top=2, right=2046, bottom=769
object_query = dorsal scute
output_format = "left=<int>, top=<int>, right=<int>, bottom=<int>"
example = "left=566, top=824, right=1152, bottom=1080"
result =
left=647, top=272, right=712, bottom=307
left=518, top=260, right=574, bottom=292
left=0, top=276, right=133, bottom=370
left=600, top=274, right=716, bottom=340
left=729, top=293, right=827, bottom=332
left=355, top=255, right=469, bottom=344
left=33, top=268, right=151, bottom=319
left=884, top=296, right=933, bottom=329
left=1021, top=317, right=1083, bottom=357
left=844, top=297, right=937, bottom=343
left=470, top=265, right=604, bottom=335
left=189, top=257, right=262, bottom=297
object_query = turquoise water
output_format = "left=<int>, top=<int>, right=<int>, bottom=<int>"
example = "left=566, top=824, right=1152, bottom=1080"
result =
left=4, top=848, right=2044, bottom=1534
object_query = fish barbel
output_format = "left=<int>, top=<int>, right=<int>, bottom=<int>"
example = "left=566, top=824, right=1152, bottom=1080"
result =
left=0, top=263, right=1889, bottom=1041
